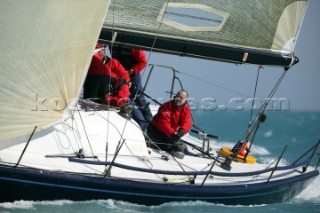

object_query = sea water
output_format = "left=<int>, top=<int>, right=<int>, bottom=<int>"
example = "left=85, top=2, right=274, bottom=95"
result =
left=0, top=111, right=319, bottom=213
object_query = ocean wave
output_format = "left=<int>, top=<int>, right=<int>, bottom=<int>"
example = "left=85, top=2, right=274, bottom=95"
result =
left=0, top=200, right=35, bottom=209
left=263, top=130, right=273, bottom=138
left=296, top=174, right=320, bottom=200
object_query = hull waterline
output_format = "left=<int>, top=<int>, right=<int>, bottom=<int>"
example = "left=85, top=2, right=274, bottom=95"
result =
left=0, top=164, right=318, bottom=205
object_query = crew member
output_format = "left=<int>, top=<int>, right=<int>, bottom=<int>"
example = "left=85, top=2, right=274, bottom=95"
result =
left=83, top=43, right=130, bottom=105
left=147, top=90, right=192, bottom=159
left=112, top=47, right=153, bottom=131
left=83, top=43, right=109, bottom=101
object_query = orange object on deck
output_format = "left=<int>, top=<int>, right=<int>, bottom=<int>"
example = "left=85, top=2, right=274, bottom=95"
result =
left=238, top=141, right=248, bottom=156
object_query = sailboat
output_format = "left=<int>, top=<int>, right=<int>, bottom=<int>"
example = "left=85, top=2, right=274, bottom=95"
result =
left=0, top=0, right=319, bottom=206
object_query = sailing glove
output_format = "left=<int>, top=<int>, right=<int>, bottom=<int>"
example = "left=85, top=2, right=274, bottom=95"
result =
left=177, top=128, right=185, bottom=137
left=170, top=134, right=181, bottom=143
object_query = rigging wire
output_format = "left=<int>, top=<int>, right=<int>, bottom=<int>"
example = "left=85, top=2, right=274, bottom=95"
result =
left=179, top=70, right=251, bottom=98
left=104, top=0, right=116, bottom=153
left=244, top=68, right=289, bottom=156
left=239, top=65, right=263, bottom=143
left=75, top=107, right=95, bottom=157
left=130, top=0, right=171, bottom=103
left=248, top=66, right=263, bottom=128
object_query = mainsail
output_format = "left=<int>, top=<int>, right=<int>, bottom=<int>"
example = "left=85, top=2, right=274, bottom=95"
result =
left=100, top=0, right=308, bottom=66
left=0, top=1, right=110, bottom=144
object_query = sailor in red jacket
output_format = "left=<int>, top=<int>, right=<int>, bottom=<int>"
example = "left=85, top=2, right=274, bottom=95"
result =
left=112, top=48, right=147, bottom=76
left=147, top=90, right=191, bottom=158
left=104, top=50, right=130, bottom=107
left=112, top=47, right=153, bottom=131
left=83, top=44, right=129, bottom=105
left=83, top=44, right=108, bottom=101
left=105, top=73, right=130, bottom=107
left=104, top=57, right=130, bottom=82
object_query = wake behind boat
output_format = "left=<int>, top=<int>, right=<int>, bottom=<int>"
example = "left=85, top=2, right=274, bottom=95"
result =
left=0, top=0, right=319, bottom=206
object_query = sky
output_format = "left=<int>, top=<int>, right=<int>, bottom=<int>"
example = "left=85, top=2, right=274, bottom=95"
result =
left=141, top=0, right=320, bottom=111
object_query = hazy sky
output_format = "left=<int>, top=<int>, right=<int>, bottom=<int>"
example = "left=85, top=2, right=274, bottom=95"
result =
left=142, top=0, right=320, bottom=111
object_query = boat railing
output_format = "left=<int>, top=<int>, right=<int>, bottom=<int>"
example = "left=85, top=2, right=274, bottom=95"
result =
left=291, top=139, right=320, bottom=171
left=143, top=64, right=183, bottom=100
left=68, top=156, right=310, bottom=177
left=267, top=145, right=287, bottom=183
left=68, top=139, right=319, bottom=185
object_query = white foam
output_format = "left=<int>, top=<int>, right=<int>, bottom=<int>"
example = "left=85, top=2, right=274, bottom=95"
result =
left=263, top=130, right=273, bottom=138
left=0, top=200, right=35, bottom=209
left=0, top=200, right=75, bottom=210
left=97, top=199, right=117, bottom=209
left=296, top=174, right=320, bottom=200
left=251, top=146, right=270, bottom=156
left=96, top=199, right=146, bottom=212
left=37, top=199, right=74, bottom=205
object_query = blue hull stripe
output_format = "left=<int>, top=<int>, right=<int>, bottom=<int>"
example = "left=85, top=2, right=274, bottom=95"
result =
left=0, top=176, right=288, bottom=200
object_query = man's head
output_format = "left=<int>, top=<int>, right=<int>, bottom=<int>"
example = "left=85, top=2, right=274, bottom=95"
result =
left=173, top=90, right=188, bottom=107
left=96, top=43, right=106, bottom=58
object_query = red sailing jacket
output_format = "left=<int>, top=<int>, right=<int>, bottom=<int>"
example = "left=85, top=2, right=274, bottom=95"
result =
left=105, top=58, right=130, bottom=81
left=87, top=52, right=106, bottom=75
left=111, top=48, right=147, bottom=75
left=104, top=60, right=130, bottom=107
left=151, top=100, right=192, bottom=138
left=87, top=52, right=130, bottom=82
left=105, top=81, right=129, bottom=107
left=130, top=49, right=147, bottom=75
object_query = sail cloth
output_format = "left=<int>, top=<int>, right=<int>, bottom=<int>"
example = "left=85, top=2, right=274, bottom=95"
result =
left=0, top=0, right=110, bottom=145
left=100, top=0, right=308, bottom=67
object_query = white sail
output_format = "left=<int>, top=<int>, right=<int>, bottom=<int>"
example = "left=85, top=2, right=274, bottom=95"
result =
left=0, top=0, right=110, bottom=144
left=272, top=1, right=308, bottom=53
left=100, top=0, right=308, bottom=66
